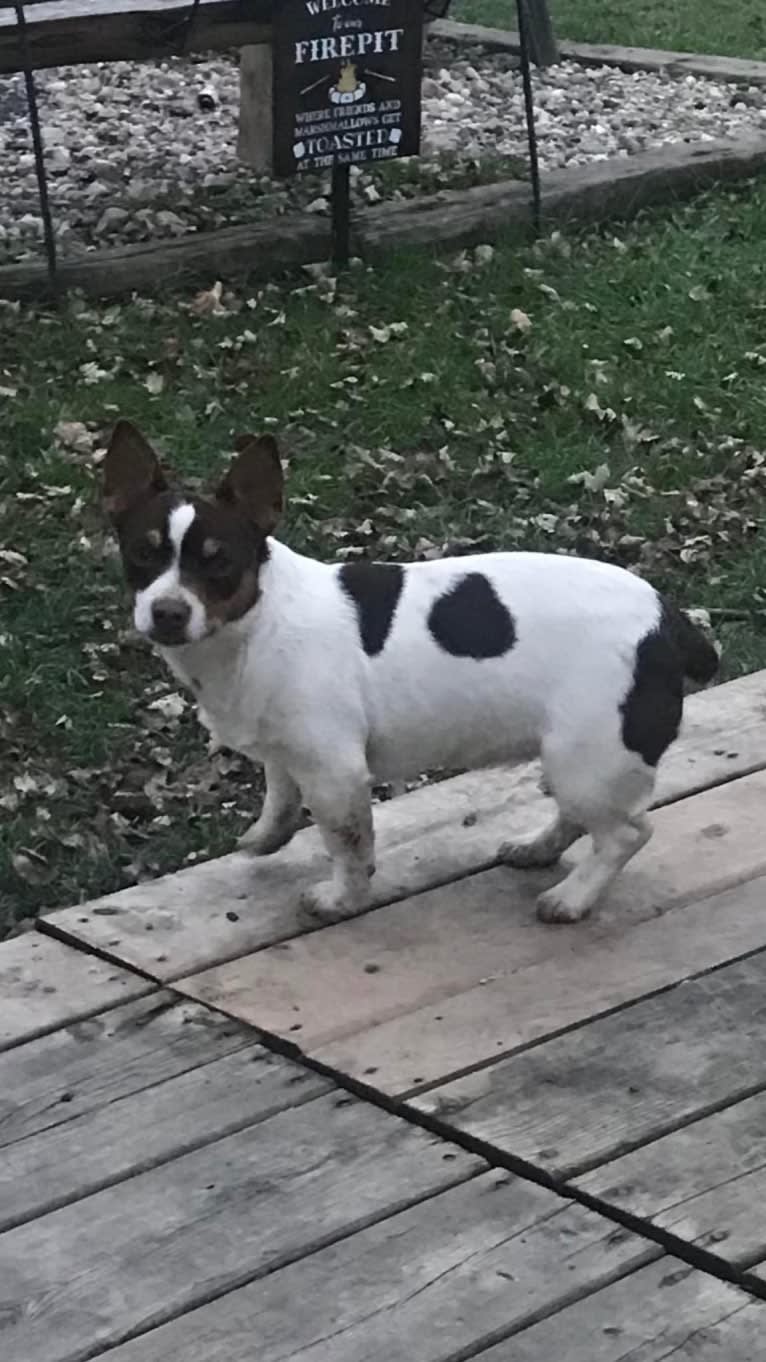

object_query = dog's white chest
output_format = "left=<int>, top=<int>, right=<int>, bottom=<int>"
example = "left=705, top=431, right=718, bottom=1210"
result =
left=161, top=642, right=268, bottom=759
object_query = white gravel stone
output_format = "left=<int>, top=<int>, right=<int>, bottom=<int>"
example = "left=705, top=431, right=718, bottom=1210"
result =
left=0, top=39, right=764, bottom=264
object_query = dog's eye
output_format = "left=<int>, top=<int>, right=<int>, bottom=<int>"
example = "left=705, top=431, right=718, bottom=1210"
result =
left=204, top=548, right=233, bottom=576
left=131, top=535, right=165, bottom=566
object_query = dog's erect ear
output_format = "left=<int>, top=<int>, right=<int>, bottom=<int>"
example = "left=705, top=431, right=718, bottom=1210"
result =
left=216, top=433, right=284, bottom=534
left=103, top=420, right=167, bottom=520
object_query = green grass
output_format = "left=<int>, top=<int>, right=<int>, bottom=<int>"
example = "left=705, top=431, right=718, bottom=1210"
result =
left=456, top=0, right=766, bottom=61
left=3, top=180, right=766, bottom=931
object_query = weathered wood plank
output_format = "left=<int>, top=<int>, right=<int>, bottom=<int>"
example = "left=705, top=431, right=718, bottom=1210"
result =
left=317, top=873, right=766, bottom=1094
left=0, top=931, right=152, bottom=1050
left=177, top=771, right=766, bottom=1050
left=44, top=671, right=766, bottom=982
left=0, top=1092, right=482, bottom=1362
left=237, top=43, right=273, bottom=172
left=358, top=134, right=766, bottom=249
left=44, top=761, right=541, bottom=979
left=577, top=1090, right=766, bottom=1268
left=432, top=20, right=766, bottom=86
left=0, top=0, right=271, bottom=74
left=0, top=992, right=251, bottom=1148
left=0, top=213, right=329, bottom=303
left=476, top=1258, right=763, bottom=1362
left=5, top=135, right=766, bottom=300
left=73, top=1173, right=659, bottom=1362
left=0, top=1043, right=327, bottom=1231
left=413, top=949, right=766, bottom=1179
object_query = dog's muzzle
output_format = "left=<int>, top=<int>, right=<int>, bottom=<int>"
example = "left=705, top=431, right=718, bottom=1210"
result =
left=151, top=595, right=192, bottom=646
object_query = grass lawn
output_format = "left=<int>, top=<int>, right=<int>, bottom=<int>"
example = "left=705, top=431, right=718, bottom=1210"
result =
left=3, top=181, right=766, bottom=932
left=455, top=0, right=766, bottom=61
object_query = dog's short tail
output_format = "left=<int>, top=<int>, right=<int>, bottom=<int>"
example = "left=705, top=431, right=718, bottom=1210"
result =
left=667, top=603, right=719, bottom=685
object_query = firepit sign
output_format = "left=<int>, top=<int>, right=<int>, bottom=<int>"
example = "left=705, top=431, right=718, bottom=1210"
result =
left=273, top=0, right=424, bottom=177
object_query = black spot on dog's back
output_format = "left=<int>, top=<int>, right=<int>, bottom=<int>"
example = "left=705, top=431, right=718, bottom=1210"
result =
left=339, top=561, right=405, bottom=657
left=428, top=573, right=516, bottom=659
left=621, top=601, right=684, bottom=767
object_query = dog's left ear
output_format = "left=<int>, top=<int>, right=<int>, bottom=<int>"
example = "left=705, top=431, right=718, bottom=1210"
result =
left=103, top=420, right=167, bottom=521
left=217, top=433, right=284, bottom=534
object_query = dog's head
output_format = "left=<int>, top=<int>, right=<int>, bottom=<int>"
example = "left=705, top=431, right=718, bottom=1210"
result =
left=103, top=420, right=284, bottom=647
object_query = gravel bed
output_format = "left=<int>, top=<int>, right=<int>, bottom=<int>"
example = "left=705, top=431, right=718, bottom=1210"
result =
left=0, top=38, right=764, bottom=264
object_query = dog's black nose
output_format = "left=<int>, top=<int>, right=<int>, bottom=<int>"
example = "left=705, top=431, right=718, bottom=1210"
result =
left=152, top=596, right=191, bottom=643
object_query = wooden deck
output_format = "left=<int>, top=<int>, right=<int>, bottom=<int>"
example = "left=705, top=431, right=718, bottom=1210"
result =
left=5, top=669, right=766, bottom=1360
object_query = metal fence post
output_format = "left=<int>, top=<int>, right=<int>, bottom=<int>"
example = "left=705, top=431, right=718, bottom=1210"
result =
left=14, top=2, right=57, bottom=291
left=516, top=0, right=542, bottom=234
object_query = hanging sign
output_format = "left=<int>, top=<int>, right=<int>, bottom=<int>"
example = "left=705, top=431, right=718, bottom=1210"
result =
left=273, top=0, right=424, bottom=178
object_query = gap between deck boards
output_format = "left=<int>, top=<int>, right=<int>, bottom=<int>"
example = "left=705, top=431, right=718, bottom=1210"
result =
left=19, top=913, right=766, bottom=1329
left=151, top=959, right=766, bottom=1313
left=19, top=668, right=766, bottom=1324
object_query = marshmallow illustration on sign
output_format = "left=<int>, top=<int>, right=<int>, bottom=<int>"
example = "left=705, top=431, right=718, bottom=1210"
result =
left=330, top=62, right=367, bottom=104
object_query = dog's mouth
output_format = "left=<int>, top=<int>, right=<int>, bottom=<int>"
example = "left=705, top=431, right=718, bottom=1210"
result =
left=150, top=626, right=188, bottom=648
left=149, top=621, right=192, bottom=648
left=148, top=617, right=223, bottom=648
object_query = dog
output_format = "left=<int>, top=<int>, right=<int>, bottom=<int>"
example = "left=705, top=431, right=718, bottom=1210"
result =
left=103, top=419, right=718, bottom=926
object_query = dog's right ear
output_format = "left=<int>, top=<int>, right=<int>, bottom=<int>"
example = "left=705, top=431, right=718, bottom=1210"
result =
left=103, top=420, right=167, bottom=520
left=216, top=433, right=284, bottom=534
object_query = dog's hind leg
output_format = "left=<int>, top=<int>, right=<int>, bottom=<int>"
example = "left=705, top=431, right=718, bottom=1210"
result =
left=533, top=726, right=656, bottom=924
left=537, top=810, right=651, bottom=923
left=499, top=811, right=583, bottom=869
left=238, top=760, right=303, bottom=855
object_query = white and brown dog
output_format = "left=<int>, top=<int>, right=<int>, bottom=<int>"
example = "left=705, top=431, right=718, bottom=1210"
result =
left=104, top=420, right=718, bottom=925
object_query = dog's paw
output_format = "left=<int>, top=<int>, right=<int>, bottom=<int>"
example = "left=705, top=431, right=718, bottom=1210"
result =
left=299, top=880, right=371, bottom=926
left=498, top=836, right=563, bottom=870
left=536, top=881, right=591, bottom=925
left=237, top=817, right=295, bottom=856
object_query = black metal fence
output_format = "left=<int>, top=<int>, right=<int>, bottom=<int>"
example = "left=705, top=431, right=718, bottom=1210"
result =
left=3, top=0, right=547, bottom=294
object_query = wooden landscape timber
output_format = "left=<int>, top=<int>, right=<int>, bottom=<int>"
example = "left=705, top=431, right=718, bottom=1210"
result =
left=0, top=3, right=764, bottom=301
left=432, top=19, right=766, bottom=87
left=3, top=132, right=766, bottom=301
left=1, top=130, right=763, bottom=301
left=0, top=0, right=271, bottom=74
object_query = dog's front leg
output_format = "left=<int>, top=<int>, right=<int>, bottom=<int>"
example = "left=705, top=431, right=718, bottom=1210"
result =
left=238, top=759, right=303, bottom=855
left=298, top=764, right=375, bottom=925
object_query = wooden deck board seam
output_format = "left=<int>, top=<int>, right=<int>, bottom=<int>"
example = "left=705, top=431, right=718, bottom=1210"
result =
left=4, top=1034, right=256, bottom=1154
left=0, top=1063, right=327, bottom=1235
left=38, top=761, right=766, bottom=985
left=34, top=914, right=163, bottom=985
left=52, top=869, right=766, bottom=1299
left=69, top=1165, right=487, bottom=1362
left=394, top=936, right=766, bottom=1102
left=199, top=987, right=766, bottom=1306
left=553, top=1070, right=766, bottom=1181
left=377, top=1244, right=664, bottom=1362
left=0, top=987, right=156, bottom=1056
left=14, top=932, right=753, bottom=1311
left=403, top=1091, right=766, bottom=1303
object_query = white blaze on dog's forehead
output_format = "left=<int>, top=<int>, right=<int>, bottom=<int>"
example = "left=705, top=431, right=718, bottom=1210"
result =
left=168, top=502, right=196, bottom=557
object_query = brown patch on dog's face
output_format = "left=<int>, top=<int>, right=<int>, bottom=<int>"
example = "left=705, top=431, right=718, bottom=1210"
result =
left=176, top=500, right=265, bottom=630
left=103, top=422, right=285, bottom=644
left=114, top=491, right=178, bottom=595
